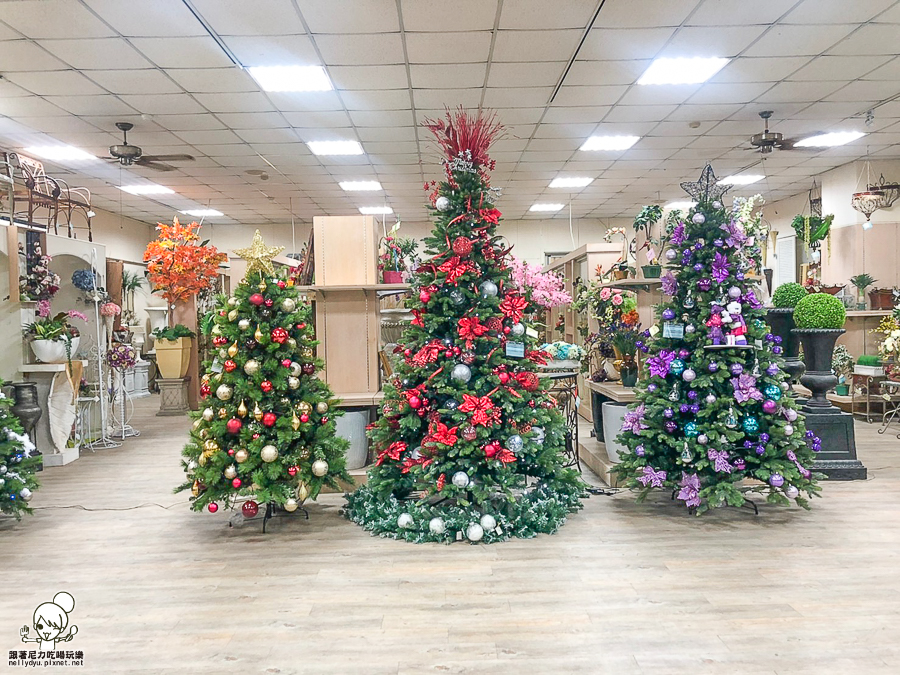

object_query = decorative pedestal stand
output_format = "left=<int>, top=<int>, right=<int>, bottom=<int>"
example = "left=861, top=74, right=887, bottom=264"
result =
left=111, top=370, right=141, bottom=440
left=794, top=328, right=867, bottom=480
left=19, top=362, right=85, bottom=467
left=157, top=377, right=190, bottom=416
left=766, top=308, right=806, bottom=396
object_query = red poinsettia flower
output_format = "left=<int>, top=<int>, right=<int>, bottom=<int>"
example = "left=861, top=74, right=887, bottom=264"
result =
left=499, top=293, right=528, bottom=323
left=458, top=393, right=501, bottom=427
left=496, top=448, right=517, bottom=464
left=412, top=339, right=444, bottom=366
left=457, top=316, right=488, bottom=348
left=411, top=309, right=424, bottom=327
left=376, top=441, right=407, bottom=466
left=437, top=256, right=474, bottom=285
left=426, top=421, right=458, bottom=448
left=478, top=208, right=502, bottom=225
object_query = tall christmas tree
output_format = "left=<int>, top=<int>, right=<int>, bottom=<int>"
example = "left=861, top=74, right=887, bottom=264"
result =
left=614, top=166, right=821, bottom=513
left=345, top=109, right=583, bottom=543
left=1, top=382, right=40, bottom=519
left=177, top=231, right=350, bottom=522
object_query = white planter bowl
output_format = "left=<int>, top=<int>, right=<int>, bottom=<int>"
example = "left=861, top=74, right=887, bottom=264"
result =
left=31, top=336, right=80, bottom=363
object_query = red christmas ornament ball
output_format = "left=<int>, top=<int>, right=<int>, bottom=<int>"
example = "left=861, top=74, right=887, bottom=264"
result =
left=408, top=395, right=422, bottom=409
left=404, top=348, right=412, bottom=357
left=322, top=416, right=329, bottom=424
left=252, top=433, right=260, bottom=439
left=503, top=326, right=511, bottom=335
left=226, top=418, right=242, bottom=434
left=264, top=298, right=274, bottom=307
left=297, top=322, right=307, bottom=330
left=232, top=477, right=242, bottom=488
left=498, top=372, right=510, bottom=385
left=223, top=359, right=237, bottom=372
left=445, top=350, right=453, bottom=358
left=213, top=336, right=228, bottom=346
left=300, top=413, right=309, bottom=423
left=419, top=290, right=431, bottom=303
left=282, top=358, right=292, bottom=368
left=288, top=466, right=298, bottom=477
left=302, top=363, right=315, bottom=375
left=277, top=280, right=286, bottom=288
left=271, top=327, right=289, bottom=344
left=200, top=383, right=211, bottom=398
left=228, top=448, right=235, bottom=456
left=242, top=500, right=259, bottom=518
left=519, top=372, right=540, bottom=392
left=262, top=412, right=277, bottom=427
left=486, top=317, right=503, bottom=334
left=452, top=236, right=473, bottom=256
left=219, top=310, right=226, bottom=316
left=484, top=443, right=498, bottom=458
left=260, top=380, right=273, bottom=393
left=208, top=503, right=218, bottom=513
left=249, top=293, right=264, bottom=306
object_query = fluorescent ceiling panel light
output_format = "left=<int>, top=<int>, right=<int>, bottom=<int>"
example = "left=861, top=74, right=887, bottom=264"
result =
left=182, top=209, right=223, bottom=217
left=24, top=145, right=96, bottom=162
left=665, top=201, right=697, bottom=210
left=339, top=180, right=382, bottom=191
left=638, top=57, right=729, bottom=85
left=549, top=177, right=593, bottom=189
left=247, top=65, right=332, bottom=92
left=580, top=135, right=640, bottom=151
left=529, top=203, right=565, bottom=212
left=794, top=131, right=865, bottom=148
left=359, top=206, right=392, bottom=215
left=119, top=184, right=174, bottom=195
left=307, top=140, right=364, bottom=155
left=719, top=174, right=764, bottom=186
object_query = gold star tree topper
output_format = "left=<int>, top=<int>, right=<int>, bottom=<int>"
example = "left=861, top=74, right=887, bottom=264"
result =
left=234, top=230, right=284, bottom=279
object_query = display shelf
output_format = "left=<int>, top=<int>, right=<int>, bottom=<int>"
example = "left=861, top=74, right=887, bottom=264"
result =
left=597, top=278, right=662, bottom=291
left=845, top=310, right=891, bottom=317
left=335, top=391, right=385, bottom=407
left=297, top=283, right=410, bottom=292
left=585, top=379, right=637, bottom=403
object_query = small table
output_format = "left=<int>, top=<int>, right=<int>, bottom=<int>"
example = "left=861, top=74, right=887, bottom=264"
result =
left=543, top=370, right=581, bottom=472
left=877, top=379, right=900, bottom=438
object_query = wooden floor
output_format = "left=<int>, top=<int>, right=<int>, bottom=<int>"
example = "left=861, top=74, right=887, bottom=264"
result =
left=2, top=396, right=899, bottom=675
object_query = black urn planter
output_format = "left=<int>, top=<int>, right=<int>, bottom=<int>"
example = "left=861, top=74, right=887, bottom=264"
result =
left=767, top=308, right=805, bottom=390
left=793, top=328, right=844, bottom=413
left=10, top=381, right=43, bottom=470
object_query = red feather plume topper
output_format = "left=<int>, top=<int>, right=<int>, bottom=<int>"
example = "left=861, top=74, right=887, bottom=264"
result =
left=422, top=107, right=504, bottom=176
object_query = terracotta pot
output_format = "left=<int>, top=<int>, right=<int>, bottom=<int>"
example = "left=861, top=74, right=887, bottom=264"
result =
left=820, top=285, right=844, bottom=295
left=868, top=288, right=895, bottom=310
left=612, top=269, right=628, bottom=280
left=383, top=270, right=404, bottom=284
left=156, top=337, right=191, bottom=379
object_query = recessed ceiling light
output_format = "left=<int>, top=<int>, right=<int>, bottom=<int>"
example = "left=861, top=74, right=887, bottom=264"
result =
left=339, top=180, right=382, bottom=191
left=794, top=131, right=865, bottom=148
left=24, top=145, right=96, bottom=162
left=549, top=177, right=593, bottom=189
left=119, top=184, right=175, bottom=195
left=247, top=65, right=333, bottom=92
left=182, top=209, right=223, bottom=217
left=529, top=203, right=565, bottom=212
left=307, top=140, right=364, bottom=156
left=719, top=174, right=764, bottom=186
left=580, top=135, right=640, bottom=152
left=638, top=57, right=730, bottom=85
left=359, top=206, right=392, bottom=215
left=665, top=201, right=697, bottom=210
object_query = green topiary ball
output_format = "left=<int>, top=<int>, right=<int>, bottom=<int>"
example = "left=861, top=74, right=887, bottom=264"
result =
left=794, top=292, right=846, bottom=329
left=772, top=282, right=808, bottom=308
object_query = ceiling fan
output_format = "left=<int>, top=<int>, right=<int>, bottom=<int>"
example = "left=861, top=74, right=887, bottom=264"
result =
left=748, top=111, right=816, bottom=154
left=102, top=122, right=195, bottom=171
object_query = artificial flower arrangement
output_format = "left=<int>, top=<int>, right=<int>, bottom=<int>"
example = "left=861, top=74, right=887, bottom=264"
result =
left=539, top=341, right=586, bottom=363
left=572, top=282, right=639, bottom=380
left=100, top=301, right=121, bottom=318
left=71, top=268, right=97, bottom=292
left=631, top=205, right=685, bottom=276
left=873, top=315, right=900, bottom=381
left=603, top=227, right=635, bottom=279
left=19, top=244, right=60, bottom=301
left=143, top=217, right=227, bottom=310
left=23, top=307, right=87, bottom=366
left=106, top=342, right=138, bottom=371
left=378, top=222, right=419, bottom=283
left=508, top=255, right=571, bottom=310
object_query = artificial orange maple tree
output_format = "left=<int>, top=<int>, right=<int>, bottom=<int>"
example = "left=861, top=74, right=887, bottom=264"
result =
left=143, top=218, right=227, bottom=307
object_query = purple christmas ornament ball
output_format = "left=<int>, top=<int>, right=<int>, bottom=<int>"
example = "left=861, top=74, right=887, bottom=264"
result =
left=728, top=286, right=742, bottom=299
left=687, top=390, right=698, bottom=400
left=736, top=272, right=745, bottom=281
left=690, top=404, right=700, bottom=414
left=698, top=278, right=712, bottom=292
left=647, top=383, right=658, bottom=393
left=785, top=408, right=798, bottom=422
left=678, top=349, right=690, bottom=358
left=664, top=407, right=674, bottom=418
left=768, top=473, right=785, bottom=488
left=708, top=361, right=719, bottom=373
left=713, top=238, right=724, bottom=247
left=662, top=308, right=676, bottom=321
left=766, top=364, right=780, bottom=376
left=730, top=363, right=743, bottom=376
left=682, top=368, right=696, bottom=382
left=756, top=444, right=766, bottom=456
left=772, top=346, right=783, bottom=355
left=692, top=212, right=706, bottom=224
left=759, top=433, right=770, bottom=443
left=635, top=444, right=646, bottom=456
left=733, top=458, right=746, bottom=471
left=680, top=404, right=691, bottom=414
left=762, top=399, right=778, bottom=414
left=665, top=420, right=678, bottom=433
left=693, top=263, right=704, bottom=272
left=694, top=241, right=703, bottom=250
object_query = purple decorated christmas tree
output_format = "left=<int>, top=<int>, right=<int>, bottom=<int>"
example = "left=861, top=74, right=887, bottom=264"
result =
left=614, top=165, right=821, bottom=513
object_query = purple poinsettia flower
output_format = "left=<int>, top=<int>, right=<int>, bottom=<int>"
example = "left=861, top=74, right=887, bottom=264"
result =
left=707, top=448, right=734, bottom=473
left=731, top=373, right=763, bottom=403
left=647, top=349, right=676, bottom=378
left=637, top=465, right=667, bottom=488
left=721, top=219, right=748, bottom=248
left=711, top=251, right=730, bottom=283
left=677, top=472, right=701, bottom=507
left=621, top=403, right=649, bottom=434
left=670, top=222, right=686, bottom=247
left=742, top=290, right=762, bottom=309
left=661, top=271, right=677, bottom=296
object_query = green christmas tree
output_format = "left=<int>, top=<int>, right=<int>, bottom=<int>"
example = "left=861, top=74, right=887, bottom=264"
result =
left=177, top=231, right=350, bottom=520
left=614, top=165, right=821, bottom=513
left=1, top=381, right=40, bottom=519
left=345, top=109, right=584, bottom=543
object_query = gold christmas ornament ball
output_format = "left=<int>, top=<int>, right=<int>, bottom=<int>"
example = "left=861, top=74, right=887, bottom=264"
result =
left=227, top=341, right=239, bottom=358
left=238, top=318, right=251, bottom=331
left=287, top=376, right=300, bottom=389
left=291, top=413, right=300, bottom=430
left=227, top=296, right=239, bottom=307
left=228, top=309, right=239, bottom=321
left=191, top=479, right=202, bottom=497
left=316, top=401, right=329, bottom=414
left=287, top=338, right=297, bottom=348
left=224, top=465, right=237, bottom=480
left=253, top=403, right=263, bottom=421
left=192, top=419, right=203, bottom=431
left=281, top=298, right=296, bottom=312
left=290, top=362, right=302, bottom=377
left=258, top=280, right=267, bottom=291
left=301, top=347, right=314, bottom=359
left=261, top=444, right=279, bottom=463
left=201, top=407, right=214, bottom=422
left=215, top=384, right=233, bottom=401
left=283, top=498, right=299, bottom=512
left=211, top=324, right=222, bottom=336
left=311, top=459, right=328, bottom=477
left=214, top=373, right=222, bottom=382
left=243, top=359, right=260, bottom=375
left=218, top=408, right=228, bottom=419
left=198, top=453, right=208, bottom=467
left=203, top=439, right=220, bottom=453
left=297, top=401, right=312, bottom=414
left=296, top=482, right=310, bottom=503
left=235, top=448, right=249, bottom=463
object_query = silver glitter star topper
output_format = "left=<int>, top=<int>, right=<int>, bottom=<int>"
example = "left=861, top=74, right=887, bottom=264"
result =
left=680, top=164, right=731, bottom=203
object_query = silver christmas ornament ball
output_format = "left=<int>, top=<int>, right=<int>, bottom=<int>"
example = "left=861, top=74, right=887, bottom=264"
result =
left=215, top=384, right=233, bottom=401
left=312, top=459, right=329, bottom=477
left=435, top=196, right=451, bottom=211
left=260, top=445, right=279, bottom=463
left=784, top=424, right=794, bottom=436
left=451, top=471, right=470, bottom=488
left=507, top=434, right=524, bottom=453
left=451, top=364, right=472, bottom=383
left=665, top=249, right=678, bottom=261
left=202, top=407, right=214, bottom=421
left=281, top=298, right=296, bottom=313
left=692, top=212, right=706, bottom=224
left=290, top=362, right=303, bottom=377
left=224, top=465, right=237, bottom=479
left=697, top=433, right=709, bottom=445
left=284, top=498, right=299, bottom=512
left=511, top=322, right=525, bottom=337
left=705, top=393, right=717, bottom=405
left=449, top=288, right=465, bottom=305
left=466, top=523, right=484, bottom=542
left=19, top=487, right=33, bottom=502
left=479, top=280, right=499, bottom=298
left=243, top=359, right=260, bottom=376
left=238, top=318, right=251, bottom=331
left=288, top=376, right=301, bottom=389
left=480, top=514, right=497, bottom=531
left=397, top=512, right=414, bottom=529
left=429, top=517, right=446, bottom=534
left=316, top=401, right=329, bottom=414
left=784, top=485, right=800, bottom=500
left=712, top=200, right=723, bottom=210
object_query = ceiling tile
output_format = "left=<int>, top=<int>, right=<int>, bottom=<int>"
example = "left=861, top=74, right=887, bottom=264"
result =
left=1, top=0, right=116, bottom=38
left=413, top=88, right=482, bottom=109
left=329, top=65, right=409, bottom=90
left=119, top=93, right=206, bottom=115
left=221, top=35, right=319, bottom=67
left=551, top=85, right=628, bottom=107
left=591, top=0, right=701, bottom=28
left=487, top=62, right=566, bottom=87
left=829, top=24, right=900, bottom=56
left=579, top=28, right=676, bottom=60
left=45, top=94, right=137, bottom=116
left=298, top=0, right=400, bottom=33
left=687, top=82, right=772, bottom=105
left=826, top=80, right=900, bottom=102
left=565, top=60, right=649, bottom=86
left=4, top=70, right=107, bottom=96
left=190, top=0, right=306, bottom=36
left=409, top=63, right=486, bottom=88
left=193, top=92, right=274, bottom=113
left=0, top=40, right=70, bottom=71
left=280, top=110, right=353, bottom=127
left=493, top=29, right=583, bottom=62
left=687, top=0, right=795, bottom=25
left=400, top=0, right=498, bottom=32
left=83, top=0, right=206, bottom=37
left=86, top=69, right=183, bottom=95
left=713, top=56, right=811, bottom=83
left=314, top=33, right=405, bottom=66
left=743, top=25, right=857, bottom=57
left=268, top=91, right=345, bottom=112
left=756, top=80, right=844, bottom=104
left=500, top=0, right=596, bottom=28
left=483, top=87, right=553, bottom=108
left=39, top=38, right=154, bottom=70
left=342, top=89, right=412, bottom=110
left=617, top=84, right=701, bottom=106
left=603, top=105, right=678, bottom=123
left=541, top=106, right=611, bottom=124
left=151, top=114, right=228, bottom=131
left=661, top=25, right=768, bottom=58
left=348, top=110, right=414, bottom=127
left=405, top=31, right=492, bottom=64
left=130, top=37, right=235, bottom=69
left=790, top=55, right=893, bottom=81
left=166, top=68, right=257, bottom=93
left=783, top=0, right=897, bottom=24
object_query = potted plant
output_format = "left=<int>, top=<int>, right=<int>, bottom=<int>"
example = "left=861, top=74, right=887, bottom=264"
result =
left=378, top=224, right=418, bottom=284
left=847, top=273, right=875, bottom=310
left=792, top=292, right=847, bottom=410
left=611, top=324, right=640, bottom=387
left=854, top=354, right=884, bottom=377
left=767, top=282, right=808, bottom=388
left=633, top=204, right=664, bottom=279
left=832, top=344, right=852, bottom=396
left=871, top=315, right=900, bottom=381
left=152, top=324, right=196, bottom=379
left=868, top=286, right=898, bottom=311
left=18, top=244, right=60, bottom=302
left=538, top=341, right=586, bottom=370
left=23, top=309, right=86, bottom=364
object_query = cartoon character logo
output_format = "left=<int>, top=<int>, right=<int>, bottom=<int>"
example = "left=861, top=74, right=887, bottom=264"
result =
left=20, top=592, right=79, bottom=650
